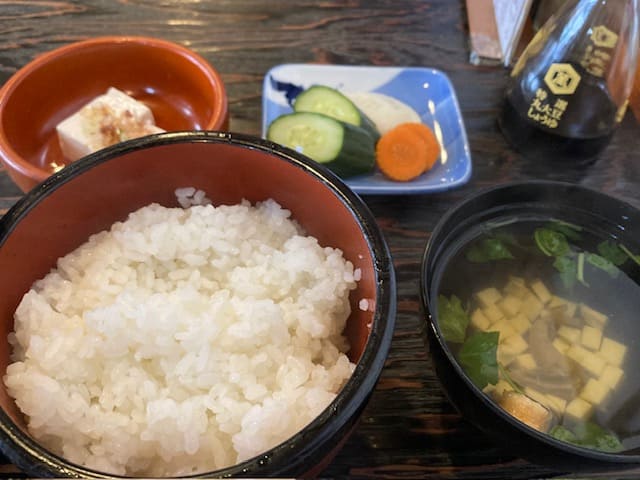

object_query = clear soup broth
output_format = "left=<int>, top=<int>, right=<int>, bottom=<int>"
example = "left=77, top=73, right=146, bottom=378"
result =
left=436, top=217, right=640, bottom=453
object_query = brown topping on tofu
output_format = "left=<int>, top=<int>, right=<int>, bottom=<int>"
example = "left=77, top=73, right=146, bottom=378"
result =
left=84, top=104, right=156, bottom=148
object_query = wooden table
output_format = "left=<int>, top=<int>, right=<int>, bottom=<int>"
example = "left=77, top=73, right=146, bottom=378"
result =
left=1, top=1, right=640, bottom=478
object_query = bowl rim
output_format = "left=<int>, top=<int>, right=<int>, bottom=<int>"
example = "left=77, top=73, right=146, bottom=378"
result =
left=0, top=35, right=229, bottom=185
left=420, top=179, right=640, bottom=464
left=0, top=130, right=396, bottom=478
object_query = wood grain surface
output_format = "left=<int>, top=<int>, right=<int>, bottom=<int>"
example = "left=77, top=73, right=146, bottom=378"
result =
left=1, top=1, right=640, bottom=478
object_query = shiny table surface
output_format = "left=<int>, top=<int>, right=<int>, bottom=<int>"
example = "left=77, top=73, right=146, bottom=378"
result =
left=1, top=1, right=640, bottom=478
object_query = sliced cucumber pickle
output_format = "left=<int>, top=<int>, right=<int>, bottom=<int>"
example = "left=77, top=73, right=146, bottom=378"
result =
left=293, top=85, right=380, bottom=142
left=267, top=111, right=376, bottom=178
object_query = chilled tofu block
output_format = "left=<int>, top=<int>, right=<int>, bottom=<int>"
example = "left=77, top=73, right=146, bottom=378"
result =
left=600, top=364, right=624, bottom=390
left=545, top=393, right=567, bottom=416
left=599, top=337, right=627, bottom=367
left=483, top=304, right=504, bottom=324
left=565, top=397, right=593, bottom=423
left=470, top=308, right=491, bottom=331
left=520, top=293, right=544, bottom=321
left=514, top=353, right=537, bottom=370
left=581, top=325, right=603, bottom=351
left=579, top=303, right=608, bottom=328
left=530, top=279, right=552, bottom=304
left=475, top=287, right=502, bottom=309
left=552, top=337, right=570, bottom=354
left=497, top=295, right=522, bottom=318
left=558, top=325, right=581, bottom=345
left=504, top=276, right=529, bottom=299
left=510, top=313, right=531, bottom=335
left=491, top=319, right=517, bottom=343
left=56, top=87, right=165, bottom=162
left=580, top=378, right=611, bottom=405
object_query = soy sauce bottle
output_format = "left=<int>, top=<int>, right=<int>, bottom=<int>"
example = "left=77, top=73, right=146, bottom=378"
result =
left=498, top=0, right=640, bottom=164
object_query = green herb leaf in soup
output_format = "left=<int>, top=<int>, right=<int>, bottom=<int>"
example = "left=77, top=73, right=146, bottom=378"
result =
left=466, top=237, right=514, bottom=263
left=591, top=430, right=624, bottom=452
left=575, top=421, right=624, bottom=452
left=552, top=421, right=624, bottom=453
left=619, top=244, right=640, bottom=267
left=458, top=331, right=499, bottom=389
left=547, top=220, right=582, bottom=241
left=597, top=240, right=628, bottom=267
left=552, top=255, right=577, bottom=288
left=534, top=228, right=570, bottom=257
left=550, top=425, right=579, bottom=444
left=586, top=253, right=620, bottom=278
left=437, top=294, right=469, bottom=344
left=576, top=252, right=589, bottom=287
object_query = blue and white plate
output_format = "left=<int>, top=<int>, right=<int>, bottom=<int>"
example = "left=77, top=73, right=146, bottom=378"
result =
left=261, top=64, right=472, bottom=195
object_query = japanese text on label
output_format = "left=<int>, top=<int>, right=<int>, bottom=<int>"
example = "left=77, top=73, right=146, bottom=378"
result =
left=527, top=88, right=568, bottom=129
left=580, top=25, right=618, bottom=77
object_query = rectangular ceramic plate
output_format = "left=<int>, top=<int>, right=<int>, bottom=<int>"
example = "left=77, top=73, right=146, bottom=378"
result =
left=261, top=64, right=472, bottom=195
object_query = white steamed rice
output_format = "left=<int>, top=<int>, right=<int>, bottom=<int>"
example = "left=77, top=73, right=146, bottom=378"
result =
left=4, top=196, right=358, bottom=476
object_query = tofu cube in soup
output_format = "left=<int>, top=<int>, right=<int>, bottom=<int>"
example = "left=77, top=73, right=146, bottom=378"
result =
left=581, top=325, right=603, bottom=351
left=520, top=293, right=544, bottom=321
left=580, top=378, right=611, bottom=405
left=599, top=338, right=627, bottom=367
left=579, top=303, right=608, bottom=328
left=475, top=287, right=502, bottom=309
left=600, top=364, right=624, bottom=390
left=545, top=393, right=567, bottom=416
left=565, top=397, right=593, bottom=424
left=497, top=295, right=522, bottom=317
left=581, top=351, right=607, bottom=377
left=483, top=304, right=504, bottom=323
left=552, top=337, right=570, bottom=354
left=499, top=334, right=528, bottom=361
left=530, top=279, right=552, bottom=304
left=504, top=276, right=529, bottom=299
left=514, top=353, right=537, bottom=371
left=470, top=308, right=491, bottom=331
left=566, top=344, right=588, bottom=363
left=494, top=380, right=514, bottom=397
left=566, top=344, right=606, bottom=376
left=549, top=296, right=577, bottom=318
left=510, top=313, right=531, bottom=335
left=548, top=295, right=567, bottom=308
left=558, top=326, right=581, bottom=345
left=491, top=319, right=517, bottom=342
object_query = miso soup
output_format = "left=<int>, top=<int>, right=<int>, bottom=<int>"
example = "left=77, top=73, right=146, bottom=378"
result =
left=436, top=218, right=640, bottom=453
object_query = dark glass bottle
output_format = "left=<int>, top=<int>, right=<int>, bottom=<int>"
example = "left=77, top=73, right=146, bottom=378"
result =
left=499, top=0, right=640, bottom=163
